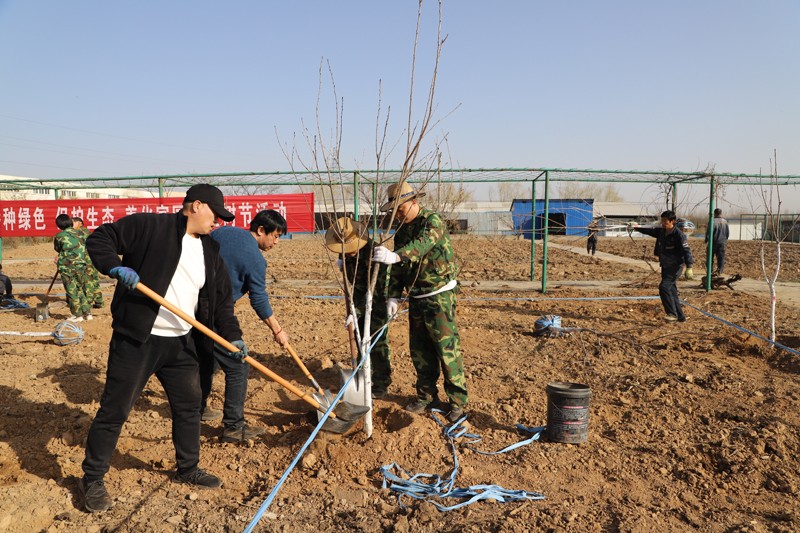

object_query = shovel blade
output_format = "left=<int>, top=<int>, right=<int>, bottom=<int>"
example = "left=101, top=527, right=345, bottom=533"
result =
left=34, top=303, right=49, bottom=322
left=315, top=400, right=371, bottom=434
left=336, top=364, right=369, bottom=407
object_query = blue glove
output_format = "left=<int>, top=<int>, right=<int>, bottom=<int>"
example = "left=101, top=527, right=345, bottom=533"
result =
left=228, top=340, right=248, bottom=362
left=109, top=266, right=140, bottom=291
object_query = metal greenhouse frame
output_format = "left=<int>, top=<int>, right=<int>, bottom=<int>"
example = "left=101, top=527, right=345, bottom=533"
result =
left=2, top=167, right=799, bottom=293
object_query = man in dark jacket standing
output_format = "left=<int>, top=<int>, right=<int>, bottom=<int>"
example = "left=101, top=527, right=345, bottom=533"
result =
left=80, top=184, right=247, bottom=513
left=629, top=210, right=695, bottom=322
left=705, top=208, right=730, bottom=274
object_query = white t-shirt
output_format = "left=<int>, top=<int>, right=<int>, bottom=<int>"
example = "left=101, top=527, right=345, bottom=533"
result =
left=151, top=233, right=206, bottom=337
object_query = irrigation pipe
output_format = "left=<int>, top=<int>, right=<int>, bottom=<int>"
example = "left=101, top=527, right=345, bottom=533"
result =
left=682, top=302, right=800, bottom=357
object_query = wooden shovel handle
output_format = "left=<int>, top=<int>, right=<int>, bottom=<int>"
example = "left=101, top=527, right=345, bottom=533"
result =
left=284, top=341, right=325, bottom=395
left=44, top=269, right=59, bottom=297
left=134, top=282, right=331, bottom=415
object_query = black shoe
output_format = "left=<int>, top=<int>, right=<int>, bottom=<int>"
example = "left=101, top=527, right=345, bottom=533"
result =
left=221, top=425, right=266, bottom=443
left=677, top=316, right=687, bottom=323
left=174, top=468, right=221, bottom=489
left=405, top=398, right=438, bottom=414
left=79, top=478, right=112, bottom=513
left=446, top=405, right=466, bottom=423
left=371, top=388, right=388, bottom=400
left=201, top=408, right=222, bottom=421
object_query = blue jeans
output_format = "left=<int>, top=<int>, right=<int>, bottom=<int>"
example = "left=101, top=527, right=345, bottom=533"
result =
left=659, top=264, right=685, bottom=320
left=199, top=342, right=249, bottom=430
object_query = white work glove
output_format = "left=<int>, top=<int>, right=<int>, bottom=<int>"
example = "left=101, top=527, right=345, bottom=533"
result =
left=335, top=258, right=343, bottom=271
left=373, top=246, right=400, bottom=264
left=386, top=298, right=399, bottom=317
left=344, top=314, right=355, bottom=330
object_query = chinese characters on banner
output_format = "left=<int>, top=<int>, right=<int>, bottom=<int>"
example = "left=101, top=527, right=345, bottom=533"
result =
left=0, top=193, right=315, bottom=237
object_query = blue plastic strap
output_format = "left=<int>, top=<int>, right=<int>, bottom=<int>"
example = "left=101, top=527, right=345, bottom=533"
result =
left=380, top=410, right=546, bottom=511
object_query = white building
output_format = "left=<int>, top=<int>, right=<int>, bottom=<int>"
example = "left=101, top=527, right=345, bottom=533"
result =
left=0, top=175, right=166, bottom=201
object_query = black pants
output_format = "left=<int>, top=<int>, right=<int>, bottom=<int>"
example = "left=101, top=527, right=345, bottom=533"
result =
left=658, top=264, right=685, bottom=320
left=713, top=242, right=727, bottom=274
left=82, top=332, right=201, bottom=481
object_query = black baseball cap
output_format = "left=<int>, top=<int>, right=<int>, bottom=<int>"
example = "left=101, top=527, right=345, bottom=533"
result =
left=183, top=184, right=235, bottom=222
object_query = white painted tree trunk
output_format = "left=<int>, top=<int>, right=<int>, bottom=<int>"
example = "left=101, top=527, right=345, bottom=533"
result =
left=760, top=239, right=781, bottom=343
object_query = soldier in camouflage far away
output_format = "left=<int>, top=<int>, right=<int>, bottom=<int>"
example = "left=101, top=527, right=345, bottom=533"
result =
left=73, top=217, right=104, bottom=309
left=372, top=182, right=468, bottom=423
left=54, top=214, right=93, bottom=321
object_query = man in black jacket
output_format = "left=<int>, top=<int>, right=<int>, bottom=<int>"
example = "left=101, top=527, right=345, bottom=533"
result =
left=629, top=210, right=695, bottom=322
left=79, top=184, right=247, bottom=513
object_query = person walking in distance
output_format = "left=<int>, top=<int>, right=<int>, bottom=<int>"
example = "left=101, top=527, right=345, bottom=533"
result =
left=586, top=222, right=598, bottom=256
left=372, top=182, right=468, bottom=423
left=705, top=208, right=730, bottom=274
left=628, top=210, right=695, bottom=322
left=79, top=184, right=247, bottom=512
left=199, top=209, right=290, bottom=442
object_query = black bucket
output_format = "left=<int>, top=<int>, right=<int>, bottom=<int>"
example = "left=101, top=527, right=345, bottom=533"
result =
left=545, top=382, right=592, bottom=443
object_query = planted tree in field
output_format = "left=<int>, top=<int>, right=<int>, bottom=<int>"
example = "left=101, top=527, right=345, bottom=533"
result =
left=278, top=0, right=449, bottom=436
left=754, top=151, right=799, bottom=342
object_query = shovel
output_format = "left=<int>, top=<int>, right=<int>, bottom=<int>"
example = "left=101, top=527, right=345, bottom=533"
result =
left=35, top=269, right=59, bottom=322
left=134, top=282, right=369, bottom=434
left=283, top=341, right=336, bottom=407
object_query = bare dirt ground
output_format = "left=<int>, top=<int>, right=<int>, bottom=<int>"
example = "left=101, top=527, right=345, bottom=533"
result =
left=1, top=236, right=799, bottom=532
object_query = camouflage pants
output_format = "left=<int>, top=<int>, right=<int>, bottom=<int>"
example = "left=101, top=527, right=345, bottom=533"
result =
left=356, top=302, right=391, bottom=391
left=59, top=262, right=91, bottom=316
left=408, top=290, right=468, bottom=408
left=84, top=263, right=104, bottom=307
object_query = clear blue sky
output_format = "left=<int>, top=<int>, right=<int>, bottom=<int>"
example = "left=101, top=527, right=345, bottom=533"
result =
left=1, top=1, right=798, bottom=209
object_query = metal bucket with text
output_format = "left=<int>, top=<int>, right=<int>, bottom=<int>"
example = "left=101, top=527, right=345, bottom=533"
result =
left=545, top=382, right=591, bottom=444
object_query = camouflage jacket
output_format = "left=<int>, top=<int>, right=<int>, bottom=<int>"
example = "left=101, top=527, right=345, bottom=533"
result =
left=388, top=207, right=458, bottom=298
left=76, top=226, right=90, bottom=243
left=54, top=227, right=90, bottom=267
left=343, top=239, right=389, bottom=313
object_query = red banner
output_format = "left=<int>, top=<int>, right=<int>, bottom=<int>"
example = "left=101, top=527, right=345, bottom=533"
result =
left=0, top=193, right=315, bottom=237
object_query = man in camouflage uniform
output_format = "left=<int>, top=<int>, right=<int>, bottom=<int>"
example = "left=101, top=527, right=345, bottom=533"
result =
left=54, top=214, right=92, bottom=321
left=325, top=217, right=392, bottom=398
left=73, top=217, right=104, bottom=308
left=372, top=182, right=468, bottom=423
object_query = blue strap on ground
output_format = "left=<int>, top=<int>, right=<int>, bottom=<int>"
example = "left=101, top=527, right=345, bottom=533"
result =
left=0, top=298, right=30, bottom=309
left=379, top=411, right=545, bottom=511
